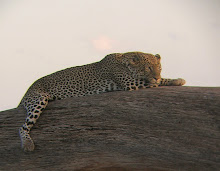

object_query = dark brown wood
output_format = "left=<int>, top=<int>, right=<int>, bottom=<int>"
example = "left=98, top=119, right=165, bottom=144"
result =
left=0, top=86, right=219, bottom=170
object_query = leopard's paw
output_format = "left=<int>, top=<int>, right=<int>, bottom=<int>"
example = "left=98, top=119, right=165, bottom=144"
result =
left=22, top=138, right=35, bottom=152
left=172, top=78, right=186, bottom=86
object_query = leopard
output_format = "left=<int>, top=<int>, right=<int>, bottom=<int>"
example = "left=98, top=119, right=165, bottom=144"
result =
left=18, top=51, right=186, bottom=152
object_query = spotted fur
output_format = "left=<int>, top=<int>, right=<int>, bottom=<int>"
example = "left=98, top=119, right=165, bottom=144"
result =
left=18, top=52, right=186, bottom=151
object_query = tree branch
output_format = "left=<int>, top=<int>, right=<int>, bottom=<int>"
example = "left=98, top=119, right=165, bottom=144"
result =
left=0, top=86, right=219, bottom=170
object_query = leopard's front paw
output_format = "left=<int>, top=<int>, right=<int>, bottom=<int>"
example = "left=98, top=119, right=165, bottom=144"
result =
left=172, top=78, right=186, bottom=86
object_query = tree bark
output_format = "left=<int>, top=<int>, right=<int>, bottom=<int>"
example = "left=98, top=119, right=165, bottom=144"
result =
left=0, top=86, right=219, bottom=170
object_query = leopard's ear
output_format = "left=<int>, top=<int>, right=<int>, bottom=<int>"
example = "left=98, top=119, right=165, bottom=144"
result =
left=105, top=53, right=122, bottom=59
left=114, top=53, right=123, bottom=58
left=101, top=53, right=122, bottom=63
left=119, top=52, right=141, bottom=66
left=155, top=54, right=161, bottom=60
left=118, top=53, right=132, bottom=66
left=113, top=53, right=124, bottom=62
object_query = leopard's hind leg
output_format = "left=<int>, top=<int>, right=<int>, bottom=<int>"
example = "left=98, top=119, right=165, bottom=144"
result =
left=19, top=92, right=49, bottom=152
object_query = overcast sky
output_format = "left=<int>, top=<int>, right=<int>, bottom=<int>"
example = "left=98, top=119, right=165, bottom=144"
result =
left=0, top=0, right=219, bottom=111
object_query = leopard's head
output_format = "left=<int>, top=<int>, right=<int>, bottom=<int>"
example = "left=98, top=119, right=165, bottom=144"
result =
left=120, top=52, right=162, bottom=84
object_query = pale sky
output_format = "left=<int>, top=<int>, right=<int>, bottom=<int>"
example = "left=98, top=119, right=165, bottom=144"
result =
left=0, top=0, right=219, bottom=111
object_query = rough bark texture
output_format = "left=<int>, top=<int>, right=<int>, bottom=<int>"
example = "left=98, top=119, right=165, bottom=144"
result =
left=0, top=86, right=219, bottom=171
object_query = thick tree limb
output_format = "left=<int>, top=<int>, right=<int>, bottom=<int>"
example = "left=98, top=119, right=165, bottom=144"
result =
left=0, top=87, right=219, bottom=170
